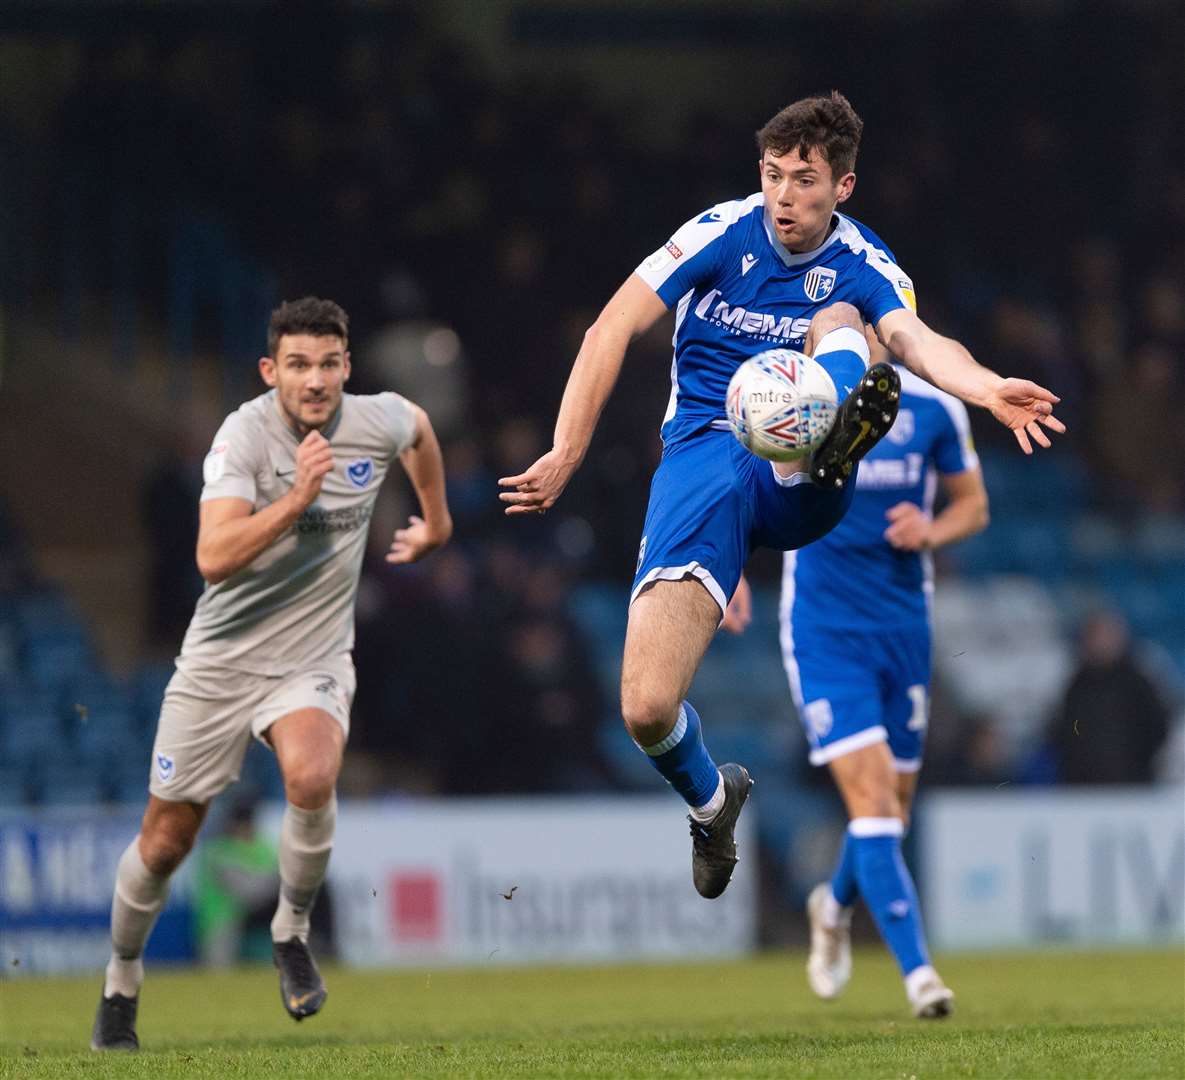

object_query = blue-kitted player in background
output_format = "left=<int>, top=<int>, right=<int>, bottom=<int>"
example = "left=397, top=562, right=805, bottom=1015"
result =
left=776, top=328, right=989, bottom=1018
left=500, top=92, right=1060, bottom=913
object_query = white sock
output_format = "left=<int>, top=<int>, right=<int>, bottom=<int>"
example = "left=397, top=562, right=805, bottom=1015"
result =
left=104, top=838, right=170, bottom=998
left=688, top=771, right=725, bottom=824
left=104, top=955, right=144, bottom=1000
left=814, top=325, right=871, bottom=366
left=821, top=888, right=852, bottom=930
left=905, top=964, right=939, bottom=1000
left=271, top=795, right=337, bottom=943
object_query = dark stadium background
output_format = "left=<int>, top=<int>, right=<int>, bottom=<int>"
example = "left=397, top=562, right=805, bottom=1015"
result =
left=0, top=1, right=1181, bottom=957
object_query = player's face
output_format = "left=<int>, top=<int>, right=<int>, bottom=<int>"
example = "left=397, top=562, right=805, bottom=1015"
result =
left=260, top=334, right=351, bottom=432
left=759, top=148, right=855, bottom=253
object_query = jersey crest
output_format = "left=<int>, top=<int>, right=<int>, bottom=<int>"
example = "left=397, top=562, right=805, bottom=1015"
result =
left=347, top=457, right=374, bottom=488
left=803, top=266, right=837, bottom=302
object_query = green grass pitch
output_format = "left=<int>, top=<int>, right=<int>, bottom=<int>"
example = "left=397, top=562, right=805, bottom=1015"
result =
left=2, top=949, right=1182, bottom=1078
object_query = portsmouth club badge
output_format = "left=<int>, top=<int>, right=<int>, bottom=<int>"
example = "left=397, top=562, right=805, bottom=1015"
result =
left=803, top=266, right=837, bottom=302
left=346, top=457, right=373, bottom=488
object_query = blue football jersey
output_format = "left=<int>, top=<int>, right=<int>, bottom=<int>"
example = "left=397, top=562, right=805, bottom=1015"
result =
left=783, top=366, right=979, bottom=631
left=635, top=195, right=916, bottom=445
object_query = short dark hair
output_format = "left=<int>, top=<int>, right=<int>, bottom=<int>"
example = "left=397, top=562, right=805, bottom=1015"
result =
left=267, top=296, right=349, bottom=356
left=756, top=92, right=864, bottom=180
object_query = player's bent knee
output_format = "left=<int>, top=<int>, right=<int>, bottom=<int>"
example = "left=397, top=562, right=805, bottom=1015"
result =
left=804, top=302, right=864, bottom=353
left=621, top=690, right=682, bottom=748
left=282, top=762, right=338, bottom=810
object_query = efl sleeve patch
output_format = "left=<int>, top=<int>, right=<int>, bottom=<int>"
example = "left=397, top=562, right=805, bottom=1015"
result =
left=200, top=412, right=259, bottom=503
left=203, top=442, right=229, bottom=484
left=634, top=203, right=733, bottom=304
left=896, top=277, right=917, bottom=313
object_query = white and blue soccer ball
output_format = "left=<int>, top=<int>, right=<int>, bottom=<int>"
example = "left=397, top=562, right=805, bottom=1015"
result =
left=725, top=349, right=838, bottom=462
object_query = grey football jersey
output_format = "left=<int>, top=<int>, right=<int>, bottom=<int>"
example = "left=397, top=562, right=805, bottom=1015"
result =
left=178, top=389, right=417, bottom=675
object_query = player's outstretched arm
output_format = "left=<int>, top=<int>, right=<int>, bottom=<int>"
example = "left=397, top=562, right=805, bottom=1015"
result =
left=498, top=275, right=668, bottom=515
left=387, top=405, right=452, bottom=565
left=876, top=308, right=1066, bottom=454
left=196, top=430, right=334, bottom=584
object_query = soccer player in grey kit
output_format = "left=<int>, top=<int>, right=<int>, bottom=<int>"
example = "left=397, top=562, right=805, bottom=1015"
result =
left=92, top=298, right=453, bottom=1050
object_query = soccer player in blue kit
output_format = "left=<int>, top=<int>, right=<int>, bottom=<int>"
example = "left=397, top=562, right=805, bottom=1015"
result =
left=500, top=92, right=1062, bottom=903
left=781, top=332, right=989, bottom=1018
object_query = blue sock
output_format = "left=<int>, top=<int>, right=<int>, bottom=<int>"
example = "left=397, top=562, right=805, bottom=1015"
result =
left=637, top=702, right=720, bottom=809
left=812, top=326, right=870, bottom=398
left=850, top=817, right=930, bottom=976
left=829, top=831, right=858, bottom=907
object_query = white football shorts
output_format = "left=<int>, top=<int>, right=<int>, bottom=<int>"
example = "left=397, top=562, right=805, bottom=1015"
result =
left=147, top=654, right=355, bottom=803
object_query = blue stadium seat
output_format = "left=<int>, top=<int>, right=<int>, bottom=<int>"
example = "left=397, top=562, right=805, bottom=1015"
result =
left=13, top=589, right=81, bottom=636
left=132, top=662, right=176, bottom=730
left=107, top=761, right=150, bottom=807
left=34, top=764, right=106, bottom=806
left=21, top=634, right=94, bottom=692
left=74, top=706, right=150, bottom=762
left=0, top=619, right=19, bottom=680
left=0, top=709, right=68, bottom=764
left=241, top=741, right=286, bottom=799
left=0, top=765, right=30, bottom=806
left=597, top=722, right=654, bottom=788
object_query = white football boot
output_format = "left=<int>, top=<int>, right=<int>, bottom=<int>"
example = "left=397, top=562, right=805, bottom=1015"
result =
left=806, top=883, right=852, bottom=999
left=905, top=964, right=955, bottom=1019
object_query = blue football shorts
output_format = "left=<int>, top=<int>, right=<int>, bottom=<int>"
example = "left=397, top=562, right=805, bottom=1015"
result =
left=631, top=427, right=854, bottom=616
left=780, top=621, right=931, bottom=771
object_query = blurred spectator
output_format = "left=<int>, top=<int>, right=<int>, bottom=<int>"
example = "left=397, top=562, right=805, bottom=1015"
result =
left=480, top=562, right=616, bottom=794
left=1092, top=341, right=1185, bottom=512
left=927, top=712, right=1014, bottom=787
left=140, top=417, right=210, bottom=653
left=194, top=794, right=279, bottom=967
left=1045, top=611, right=1173, bottom=784
left=359, top=267, right=470, bottom=443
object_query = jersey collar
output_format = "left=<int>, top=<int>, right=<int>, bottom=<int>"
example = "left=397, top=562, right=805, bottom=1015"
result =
left=762, top=211, right=845, bottom=267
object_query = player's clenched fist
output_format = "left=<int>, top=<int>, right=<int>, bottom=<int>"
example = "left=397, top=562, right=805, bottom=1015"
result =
left=883, top=501, right=933, bottom=551
left=291, top=430, right=335, bottom=508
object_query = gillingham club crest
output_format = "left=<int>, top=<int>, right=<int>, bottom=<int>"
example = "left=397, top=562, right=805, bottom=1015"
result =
left=803, top=266, right=837, bottom=302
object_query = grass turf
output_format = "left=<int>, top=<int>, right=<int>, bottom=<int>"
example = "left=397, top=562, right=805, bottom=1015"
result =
left=1, top=949, right=1181, bottom=1078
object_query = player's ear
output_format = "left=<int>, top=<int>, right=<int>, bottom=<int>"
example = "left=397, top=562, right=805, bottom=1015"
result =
left=342, top=352, right=351, bottom=383
left=259, top=356, right=278, bottom=386
left=835, top=171, right=856, bottom=204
